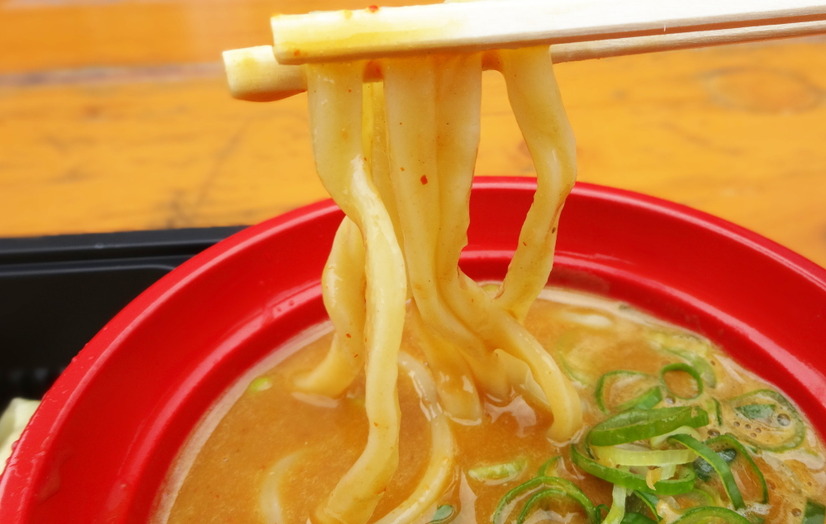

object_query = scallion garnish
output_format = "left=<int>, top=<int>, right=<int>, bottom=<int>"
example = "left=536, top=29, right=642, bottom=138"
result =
left=804, top=499, right=826, bottom=524
left=660, top=362, right=704, bottom=400
left=595, top=370, right=662, bottom=413
left=671, top=505, right=752, bottom=523
left=536, top=456, right=560, bottom=476
left=514, top=487, right=578, bottom=524
left=620, top=512, right=657, bottom=523
left=668, top=433, right=745, bottom=509
left=492, top=475, right=599, bottom=524
left=705, top=434, right=767, bottom=504
left=588, top=406, right=709, bottom=447
left=468, top=457, right=527, bottom=484
left=593, top=443, right=696, bottom=467
left=571, top=444, right=696, bottom=496
left=247, top=376, right=273, bottom=392
left=724, top=389, right=805, bottom=452
left=628, top=490, right=661, bottom=521
left=428, top=504, right=455, bottom=523
left=602, top=483, right=628, bottom=524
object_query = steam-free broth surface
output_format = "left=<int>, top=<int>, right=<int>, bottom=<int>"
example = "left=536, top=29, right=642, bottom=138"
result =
left=157, top=288, right=826, bottom=523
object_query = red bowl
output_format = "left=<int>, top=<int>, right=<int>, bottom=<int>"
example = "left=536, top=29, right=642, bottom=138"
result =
left=2, top=178, right=825, bottom=522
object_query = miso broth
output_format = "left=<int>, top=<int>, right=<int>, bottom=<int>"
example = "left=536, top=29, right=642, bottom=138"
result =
left=155, top=288, right=826, bottom=523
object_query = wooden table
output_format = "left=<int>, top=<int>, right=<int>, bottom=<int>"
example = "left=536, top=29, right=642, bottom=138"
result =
left=2, top=0, right=825, bottom=269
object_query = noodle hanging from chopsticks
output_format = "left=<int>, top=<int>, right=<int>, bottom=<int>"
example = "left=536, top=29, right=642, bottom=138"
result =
left=296, top=45, right=581, bottom=523
left=305, top=61, right=406, bottom=523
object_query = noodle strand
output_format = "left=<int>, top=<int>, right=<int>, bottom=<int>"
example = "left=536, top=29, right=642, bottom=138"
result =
left=306, top=62, right=407, bottom=524
left=374, top=353, right=457, bottom=524
left=294, top=217, right=366, bottom=397
left=493, top=46, right=577, bottom=321
left=382, top=55, right=509, bottom=408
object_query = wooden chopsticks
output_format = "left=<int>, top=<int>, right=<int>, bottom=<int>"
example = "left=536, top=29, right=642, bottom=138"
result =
left=271, top=0, right=826, bottom=64
left=550, top=19, right=826, bottom=62
left=223, top=0, right=826, bottom=101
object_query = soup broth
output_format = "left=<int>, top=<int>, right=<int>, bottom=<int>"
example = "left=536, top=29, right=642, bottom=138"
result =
left=156, top=288, right=826, bottom=523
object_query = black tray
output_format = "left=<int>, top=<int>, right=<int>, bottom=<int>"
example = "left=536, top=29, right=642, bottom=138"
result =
left=0, top=226, right=244, bottom=407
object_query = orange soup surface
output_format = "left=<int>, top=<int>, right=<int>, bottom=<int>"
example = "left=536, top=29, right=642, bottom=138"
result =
left=155, top=288, right=826, bottom=523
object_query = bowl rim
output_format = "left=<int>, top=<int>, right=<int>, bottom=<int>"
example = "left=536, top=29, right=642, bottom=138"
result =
left=1, top=178, right=825, bottom=521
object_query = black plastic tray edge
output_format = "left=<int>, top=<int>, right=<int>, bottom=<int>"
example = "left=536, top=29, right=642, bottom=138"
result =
left=0, top=226, right=246, bottom=406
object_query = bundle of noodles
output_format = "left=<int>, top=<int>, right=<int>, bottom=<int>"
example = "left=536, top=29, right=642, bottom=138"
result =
left=284, top=44, right=580, bottom=523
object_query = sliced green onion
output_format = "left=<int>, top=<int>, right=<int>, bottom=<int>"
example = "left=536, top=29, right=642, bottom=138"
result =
left=514, top=488, right=572, bottom=524
left=629, top=491, right=661, bottom=521
left=247, top=376, right=273, bottom=392
left=674, top=488, right=718, bottom=508
left=693, top=456, right=718, bottom=483
left=603, top=483, right=628, bottom=524
left=621, top=512, right=658, bottom=524
left=804, top=499, right=826, bottom=524
left=671, top=506, right=752, bottom=523
left=723, top=389, right=805, bottom=452
left=735, top=403, right=773, bottom=420
left=660, top=362, right=704, bottom=400
left=705, top=434, right=767, bottom=504
left=707, top=398, right=723, bottom=426
left=650, top=425, right=703, bottom=448
left=468, top=456, right=527, bottom=484
left=668, top=434, right=744, bottom=509
left=633, top=386, right=665, bottom=410
left=593, top=443, right=696, bottom=467
left=662, top=346, right=718, bottom=388
left=588, top=406, right=709, bottom=446
left=492, top=476, right=599, bottom=524
left=552, top=331, right=590, bottom=386
left=428, top=504, right=455, bottom=523
left=536, top=456, right=560, bottom=477
left=571, top=445, right=696, bottom=496
left=595, top=371, right=663, bottom=413
left=649, top=463, right=677, bottom=488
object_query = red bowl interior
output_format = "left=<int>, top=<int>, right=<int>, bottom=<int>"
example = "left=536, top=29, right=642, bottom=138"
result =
left=2, top=178, right=825, bottom=522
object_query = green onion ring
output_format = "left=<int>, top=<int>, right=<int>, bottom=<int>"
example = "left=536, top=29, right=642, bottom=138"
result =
left=725, top=389, right=805, bottom=452
left=492, top=475, right=599, bottom=524
left=515, top=487, right=590, bottom=524
left=705, top=433, right=767, bottom=504
left=631, top=491, right=661, bottom=521
left=536, top=456, right=560, bottom=477
left=660, top=362, right=704, bottom=400
left=671, top=506, right=752, bottom=523
left=804, top=499, right=826, bottom=524
left=668, top=433, right=744, bottom=509
left=595, top=371, right=662, bottom=413
left=629, top=386, right=665, bottom=411
left=603, top=483, right=628, bottom=524
left=621, top=512, right=657, bottom=524
left=593, top=444, right=696, bottom=467
left=571, top=445, right=696, bottom=496
left=588, top=406, right=709, bottom=446
left=428, top=504, right=455, bottom=523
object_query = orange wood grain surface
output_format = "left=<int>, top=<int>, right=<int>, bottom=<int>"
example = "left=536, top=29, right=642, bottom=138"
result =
left=1, top=0, right=825, bottom=269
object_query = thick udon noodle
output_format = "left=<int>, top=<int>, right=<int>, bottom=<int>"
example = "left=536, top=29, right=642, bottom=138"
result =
left=292, top=46, right=579, bottom=522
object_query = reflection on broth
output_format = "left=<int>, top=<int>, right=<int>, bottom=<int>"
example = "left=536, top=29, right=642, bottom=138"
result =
left=157, top=288, right=826, bottom=523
